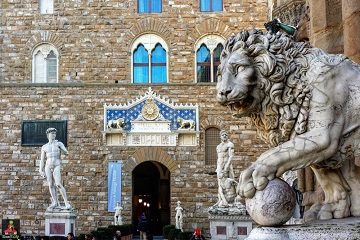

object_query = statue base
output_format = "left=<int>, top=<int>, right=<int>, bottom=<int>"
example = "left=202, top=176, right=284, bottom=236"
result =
left=45, top=209, right=76, bottom=236
left=246, top=217, right=360, bottom=240
left=209, top=212, right=255, bottom=240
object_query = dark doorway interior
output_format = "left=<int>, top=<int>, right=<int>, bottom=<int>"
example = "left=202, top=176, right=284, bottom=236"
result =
left=133, top=161, right=170, bottom=235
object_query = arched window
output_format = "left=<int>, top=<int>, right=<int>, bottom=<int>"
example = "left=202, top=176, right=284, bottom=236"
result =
left=32, top=44, right=59, bottom=83
left=205, top=127, right=220, bottom=165
left=195, top=35, right=224, bottom=83
left=131, top=34, right=168, bottom=83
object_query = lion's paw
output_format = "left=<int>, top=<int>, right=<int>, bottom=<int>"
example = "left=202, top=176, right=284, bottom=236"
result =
left=304, top=198, right=350, bottom=222
left=237, top=167, right=256, bottom=198
left=238, top=164, right=277, bottom=199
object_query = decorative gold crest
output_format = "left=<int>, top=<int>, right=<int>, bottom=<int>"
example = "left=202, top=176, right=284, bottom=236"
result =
left=142, top=99, right=159, bottom=120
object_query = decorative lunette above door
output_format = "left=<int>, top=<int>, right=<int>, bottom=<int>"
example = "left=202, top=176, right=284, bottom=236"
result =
left=103, top=88, right=199, bottom=146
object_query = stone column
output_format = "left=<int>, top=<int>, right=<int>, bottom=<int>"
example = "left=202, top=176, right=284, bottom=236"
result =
left=309, top=0, right=343, bottom=54
left=342, top=0, right=360, bottom=64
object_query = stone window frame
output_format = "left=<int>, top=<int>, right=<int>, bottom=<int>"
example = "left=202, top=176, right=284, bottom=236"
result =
left=39, top=0, right=54, bottom=14
left=32, top=43, right=59, bottom=83
left=131, top=34, right=169, bottom=84
left=194, top=34, right=225, bottom=83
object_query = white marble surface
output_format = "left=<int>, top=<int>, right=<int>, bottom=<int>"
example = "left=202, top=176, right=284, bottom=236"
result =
left=246, top=217, right=360, bottom=240
left=216, top=29, right=360, bottom=223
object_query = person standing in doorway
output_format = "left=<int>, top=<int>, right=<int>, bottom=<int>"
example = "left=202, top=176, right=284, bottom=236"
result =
left=137, top=213, right=148, bottom=240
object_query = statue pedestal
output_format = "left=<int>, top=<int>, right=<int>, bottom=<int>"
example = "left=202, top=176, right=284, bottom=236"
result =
left=246, top=217, right=360, bottom=240
left=45, top=210, right=76, bottom=236
left=209, top=213, right=256, bottom=240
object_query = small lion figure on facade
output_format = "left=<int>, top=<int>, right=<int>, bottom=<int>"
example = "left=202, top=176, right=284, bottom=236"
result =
left=177, top=117, right=195, bottom=130
left=107, top=118, right=125, bottom=130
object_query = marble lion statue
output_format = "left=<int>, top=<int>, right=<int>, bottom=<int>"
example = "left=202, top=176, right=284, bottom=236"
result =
left=107, top=118, right=124, bottom=130
left=177, top=117, right=195, bottom=130
left=216, top=29, right=360, bottom=222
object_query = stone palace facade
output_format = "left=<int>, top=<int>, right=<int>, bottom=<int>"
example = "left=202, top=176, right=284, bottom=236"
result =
left=1, top=0, right=359, bottom=237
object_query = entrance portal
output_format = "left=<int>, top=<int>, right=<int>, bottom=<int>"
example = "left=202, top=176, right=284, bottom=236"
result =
left=133, top=161, right=170, bottom=235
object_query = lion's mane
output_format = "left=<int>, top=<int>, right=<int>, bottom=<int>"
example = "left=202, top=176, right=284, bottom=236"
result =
left=220, top=30, right=346, bottom=147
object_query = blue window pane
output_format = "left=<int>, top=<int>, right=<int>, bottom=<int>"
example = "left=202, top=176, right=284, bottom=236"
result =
left=134, top=66, right=149, bottom=83
left=197, top=66, right=211, bottom=82
left=134, top=45, right=148, bottom=63
left=138, top=0, right=148, bottom=13
left=213, top=44, right=223, bottom=62
left=213, top=44, right=223, bottom=82
left=200, top=0, right=222, bottom=11
left=152, top=45, right=166, bottom=63
left=212, top=0, right=222, bottom=11
left=152, top=66, right=166, bottom=83
left=197, top=45, right=211, bottom=82
left=134, top=45, right=149, bottom=83
left=200, top=0, right=210, bottom=11
left=197, top=45, right=210, bottom=63
left=151, top=44, right=166, bottom=83
left=152, top=0, right=162, bottom=12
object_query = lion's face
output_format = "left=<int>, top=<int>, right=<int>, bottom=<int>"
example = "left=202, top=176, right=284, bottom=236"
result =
left=216, top=50, right=259, bottom=118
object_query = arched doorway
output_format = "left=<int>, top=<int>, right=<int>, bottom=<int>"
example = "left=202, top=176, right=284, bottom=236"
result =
left=133, top=161, right=170, bottom=235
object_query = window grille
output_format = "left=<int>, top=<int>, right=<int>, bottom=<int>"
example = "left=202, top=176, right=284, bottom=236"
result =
left=205, top=127, right=220, bottom=165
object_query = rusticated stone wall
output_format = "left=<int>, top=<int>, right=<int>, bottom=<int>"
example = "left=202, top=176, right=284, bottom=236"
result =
left=0, top=0, right=270, bottom=235
left=0, top=0, right=268, bottom=84
left=0, top=83, right=268, bottom=235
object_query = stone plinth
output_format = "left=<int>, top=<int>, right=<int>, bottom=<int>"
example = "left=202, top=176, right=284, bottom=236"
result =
left=209, top=214, right=256, bottom=240
left=246, top=217, right=360, bottom=240
left=45, top=210, right=76, bottom=236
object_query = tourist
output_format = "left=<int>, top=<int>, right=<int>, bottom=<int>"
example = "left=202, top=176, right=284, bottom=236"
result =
left=189, top=229, right=205, bottom=240
left=137, top=213, right=148, bottom=240
left=113, top=229, right=122, bottom=240
left=67, top=232, right=74, bottom=240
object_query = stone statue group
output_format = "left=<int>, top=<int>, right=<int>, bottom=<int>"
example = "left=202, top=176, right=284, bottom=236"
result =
left=209, top=130, right=246, bottom=215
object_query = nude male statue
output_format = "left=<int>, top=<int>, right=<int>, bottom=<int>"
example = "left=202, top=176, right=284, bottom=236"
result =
left=39, top=128, right=72, bottom=211
left=114, top=201, right=123, bottom=225
left=216, top=130, right=235, bottom=179
left=175, top=201, right=184, bottom=230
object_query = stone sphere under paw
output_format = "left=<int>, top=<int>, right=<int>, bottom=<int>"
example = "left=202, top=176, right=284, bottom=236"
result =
left=245, top=178, right=296, bottom=226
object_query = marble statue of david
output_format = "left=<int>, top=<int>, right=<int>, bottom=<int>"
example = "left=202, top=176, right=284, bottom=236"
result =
left=39, top=128, right=72, bottom=211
